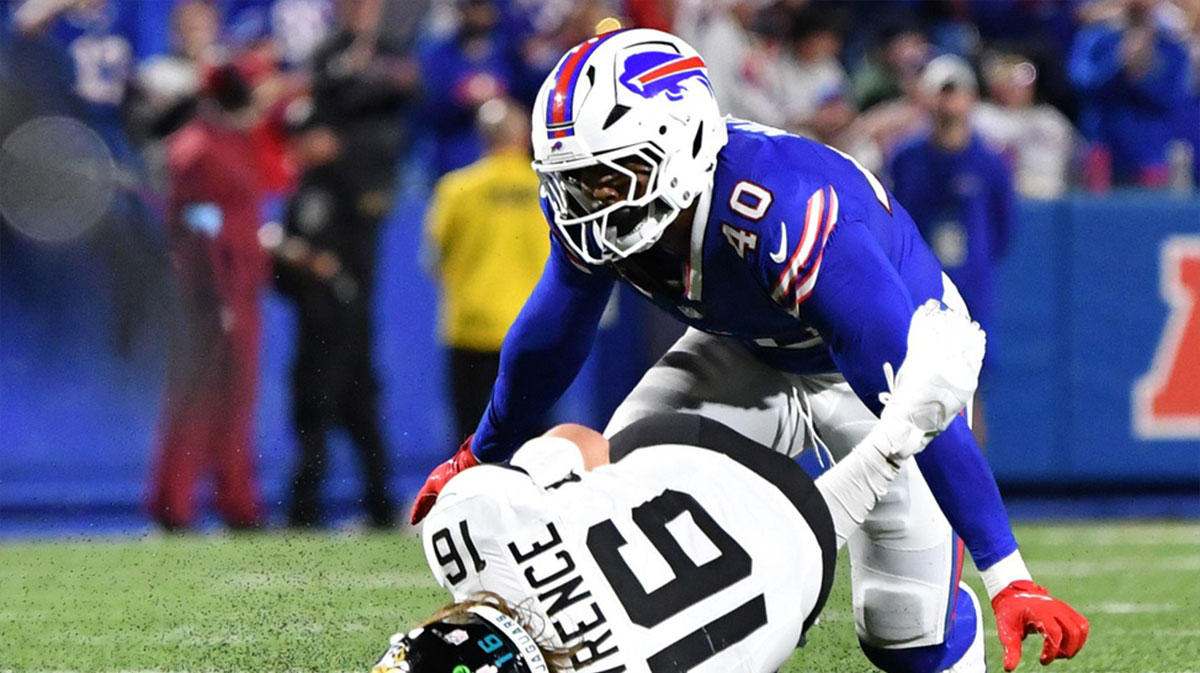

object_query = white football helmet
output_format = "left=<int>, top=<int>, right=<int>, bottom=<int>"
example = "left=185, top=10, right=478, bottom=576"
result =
left=531, top=28, right=728, bottom=265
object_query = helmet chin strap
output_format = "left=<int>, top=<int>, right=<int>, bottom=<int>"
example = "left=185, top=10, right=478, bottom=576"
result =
left=467, top=605, right=552, bottom=673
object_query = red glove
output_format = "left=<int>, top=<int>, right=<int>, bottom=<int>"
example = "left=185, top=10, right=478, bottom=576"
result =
left=992, top=580, right=1089, bottom=671
left=409, top=436, right=480, bottom=525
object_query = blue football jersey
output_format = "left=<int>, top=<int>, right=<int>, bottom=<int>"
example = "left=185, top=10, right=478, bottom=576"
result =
left=555, top=119, right=948, bottom=377
left=48, top=1, right=139, bottom=110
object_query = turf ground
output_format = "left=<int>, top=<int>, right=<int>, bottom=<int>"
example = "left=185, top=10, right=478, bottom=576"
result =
left=1, top=521, right=1197, bottom=673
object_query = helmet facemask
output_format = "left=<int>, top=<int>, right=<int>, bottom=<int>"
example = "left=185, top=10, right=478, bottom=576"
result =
left=536, top=142, right=682, bottom=265
left=371, top=605, right=549, bottom=673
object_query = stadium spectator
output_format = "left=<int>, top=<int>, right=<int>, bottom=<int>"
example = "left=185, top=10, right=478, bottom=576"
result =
left=834, top=70, right=929, bottom=174
left=424, top=98, right=549, bottom=442
left=676, top=0, right=786, bottom=126
left=493, top=0, right=612, bottom=106
left=309, top=0, right=416, bottom=192
left=150, top=63, right=268, bottom=530
left=975, top=51, right=1077, bottom=199
left=224, top=0, right=334, bottom=70
left=11, top=0, right=147, bottom=165
left=956, top=0, right=1083, bottom=120
left=11, top=0, right=168, bottom=360
left=849, top=11, right=930, bottom=112
left=418, top=0, right=521, bottom=176
left=1068, top=0, right=1191, bottom=188
left=1174, top=0, right=1200, bottom=189
left=276, top=0, right=414, bottom=529
left=134, top=0, right=222, bottom=156
left=888, top=55, right=1015, bottom=448
left=777, top=3, right=848, bottom=132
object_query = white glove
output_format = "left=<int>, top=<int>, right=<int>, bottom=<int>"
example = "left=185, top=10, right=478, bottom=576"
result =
left=877, top=299, right=986, bottom=459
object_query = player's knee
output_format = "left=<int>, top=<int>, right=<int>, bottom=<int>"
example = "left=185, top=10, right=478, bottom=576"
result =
left=858, top=585, right=980, bottom=673
left=858, top=585, right=940, bottom=646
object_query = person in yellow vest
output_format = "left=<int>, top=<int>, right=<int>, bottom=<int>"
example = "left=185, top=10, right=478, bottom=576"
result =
left=425, top=97, right=550, bottom=441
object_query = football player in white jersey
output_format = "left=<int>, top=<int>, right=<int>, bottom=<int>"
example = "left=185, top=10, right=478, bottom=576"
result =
left=372, top=302, right=986, bottom=673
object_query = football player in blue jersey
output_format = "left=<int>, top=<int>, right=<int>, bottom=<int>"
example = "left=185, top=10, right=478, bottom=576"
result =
left=411, top=28, right=1088, bottom=673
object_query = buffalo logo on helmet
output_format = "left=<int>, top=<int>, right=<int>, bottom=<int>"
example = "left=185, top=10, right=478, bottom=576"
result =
left=618, top=51, right=711, bottom=101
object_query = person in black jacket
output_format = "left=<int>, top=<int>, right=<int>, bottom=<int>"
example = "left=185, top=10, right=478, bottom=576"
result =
left=275, top=0, right=419, bottom=528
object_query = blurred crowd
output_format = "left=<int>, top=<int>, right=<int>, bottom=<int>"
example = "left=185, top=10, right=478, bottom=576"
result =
left=680, top=0, right=1200, bottom=194
left=2, top=0, right=1198, bottom=529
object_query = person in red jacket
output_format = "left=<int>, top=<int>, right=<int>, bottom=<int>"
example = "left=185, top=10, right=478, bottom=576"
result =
left=149, top=64, right=268, bottom=530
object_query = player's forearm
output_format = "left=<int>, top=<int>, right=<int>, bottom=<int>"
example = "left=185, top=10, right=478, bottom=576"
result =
left=473, top=325, right=601, bottom=461
left=472, top=252, right=612, bottom=461
left=815, top=420, right=923, bottom=549
left=914, top=416, right=1020, bottom=569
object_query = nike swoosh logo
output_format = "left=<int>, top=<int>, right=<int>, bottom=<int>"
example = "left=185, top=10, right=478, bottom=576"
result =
left=769, top=221, right=788, bottom=264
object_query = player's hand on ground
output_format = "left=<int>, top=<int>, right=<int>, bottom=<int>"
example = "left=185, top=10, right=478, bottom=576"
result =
left=880, top=299, right=986, bottom=450
left=409, top=436, right=479, bottom=525
left=992, top=580, right=1090, bottom=671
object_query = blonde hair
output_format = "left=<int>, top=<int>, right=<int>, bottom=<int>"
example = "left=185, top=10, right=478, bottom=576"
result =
left=423, top=592, right=577, bottom=673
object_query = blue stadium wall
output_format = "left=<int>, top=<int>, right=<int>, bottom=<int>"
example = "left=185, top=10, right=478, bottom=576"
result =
left=1, top=191, right=1198, bottom=529
left=986, top=193, right=1199, bottom=486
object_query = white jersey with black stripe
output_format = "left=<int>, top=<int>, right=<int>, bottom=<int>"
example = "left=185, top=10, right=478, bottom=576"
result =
left=420, top=437, right=827, bottom=673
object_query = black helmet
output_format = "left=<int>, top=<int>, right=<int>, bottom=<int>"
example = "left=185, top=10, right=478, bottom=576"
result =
left=372, top=605, right=549, bottom=673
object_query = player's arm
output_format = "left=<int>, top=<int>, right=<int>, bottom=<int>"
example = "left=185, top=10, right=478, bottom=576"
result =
left=803, top=217, right=1087, bottom=670
left=789, top=215, right=1017, bottom=564
left=472, top=239, right=615, bottom=460
left=410, top=237, right=614, bottom=524
left=815, top=300, right=984, bottom=549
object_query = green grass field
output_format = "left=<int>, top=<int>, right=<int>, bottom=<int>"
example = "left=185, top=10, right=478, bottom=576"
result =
left=2, top=521, right=1197, bottom=673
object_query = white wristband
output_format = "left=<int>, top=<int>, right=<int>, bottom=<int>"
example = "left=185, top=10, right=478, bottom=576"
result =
left=979, top=549, right=1033, bottom=600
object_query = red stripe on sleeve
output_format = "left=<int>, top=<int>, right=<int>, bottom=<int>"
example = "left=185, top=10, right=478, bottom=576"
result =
left=772, top=188, right=825, bottom=292
left=792, top=204, right=838, bottom=305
